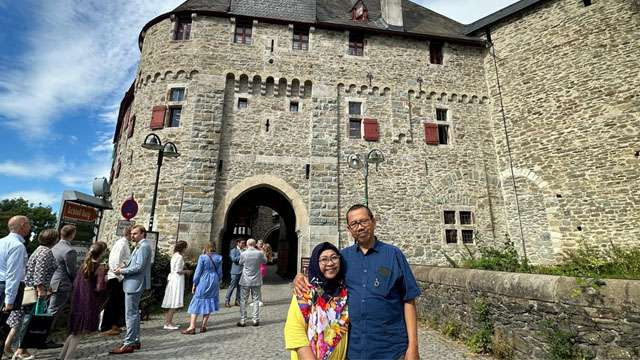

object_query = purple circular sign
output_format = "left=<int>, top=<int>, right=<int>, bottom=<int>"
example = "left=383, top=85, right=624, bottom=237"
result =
left=121, top=198, right=138, bottom=220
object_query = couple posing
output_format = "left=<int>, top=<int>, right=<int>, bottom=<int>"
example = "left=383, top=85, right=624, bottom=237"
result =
left=285, top=204, right=421, bottom=360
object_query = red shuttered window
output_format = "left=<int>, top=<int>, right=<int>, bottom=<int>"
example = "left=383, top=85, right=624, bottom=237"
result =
left=424, top=123, right=439, bottom=145
left=363, top=118, right=379, bottom=141
left=150, top=105, right=166, bottom=130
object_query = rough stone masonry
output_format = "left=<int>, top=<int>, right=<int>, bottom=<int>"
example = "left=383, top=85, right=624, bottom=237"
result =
left=100, top=0, right=640, bottom=268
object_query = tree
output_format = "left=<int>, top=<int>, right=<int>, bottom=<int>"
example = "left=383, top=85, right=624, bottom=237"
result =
left=0, top=198, right=58, bottom=252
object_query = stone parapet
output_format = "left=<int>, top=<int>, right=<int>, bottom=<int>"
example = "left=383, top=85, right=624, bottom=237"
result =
left=413, top=265, right=640, bottom=359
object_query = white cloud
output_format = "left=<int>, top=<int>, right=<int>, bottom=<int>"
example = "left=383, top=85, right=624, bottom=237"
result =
left=0, top=0, right=183, bottom=138
left=0, top=159, right=65, bottom=178
left=417, top=0, right=520, bottom=24
left=0, top=190, right=59, bottom=207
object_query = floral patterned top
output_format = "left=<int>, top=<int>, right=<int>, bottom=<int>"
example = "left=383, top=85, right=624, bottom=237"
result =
left=24, top=245, right=58, bottom=288
left=295, top=286, right=349, bottom=360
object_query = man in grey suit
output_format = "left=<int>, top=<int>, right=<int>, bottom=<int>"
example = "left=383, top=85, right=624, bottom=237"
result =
left=237, top=238, right=266, bottom=327
left=46, top=224, right=78, bottom=348
left=224, top=238, right=245, bottom=307
left=110, top=225, right=152, bottom=355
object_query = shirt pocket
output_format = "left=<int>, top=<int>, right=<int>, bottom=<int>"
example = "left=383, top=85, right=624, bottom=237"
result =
left=369, top=266, right=393, bottom=297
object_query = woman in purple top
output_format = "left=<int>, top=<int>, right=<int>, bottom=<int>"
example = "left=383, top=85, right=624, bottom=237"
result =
left=58, top=241, right=108, bottom=360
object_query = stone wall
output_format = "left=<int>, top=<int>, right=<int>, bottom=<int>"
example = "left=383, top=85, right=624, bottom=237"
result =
left=101, top=13, right=507, bottom=265
left=480, top=0, right=640, bottom=263
left=413, top=265, right=640, bottom=359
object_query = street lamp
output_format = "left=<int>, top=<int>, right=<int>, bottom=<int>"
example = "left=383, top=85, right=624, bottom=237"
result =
left=142, top=133, right=180, bottom=231
left=347, top=149, right=385, bottom=207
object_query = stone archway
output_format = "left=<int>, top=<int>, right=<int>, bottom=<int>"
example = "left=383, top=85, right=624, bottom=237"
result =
left=213, top=175, right=309, bottom=279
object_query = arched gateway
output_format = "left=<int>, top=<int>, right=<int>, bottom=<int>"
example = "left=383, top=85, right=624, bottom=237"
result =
left=213, top=176, right=309, bottom=279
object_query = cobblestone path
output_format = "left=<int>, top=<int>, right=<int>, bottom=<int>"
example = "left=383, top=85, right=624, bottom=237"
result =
left=35, top=277, right=491, bottom=359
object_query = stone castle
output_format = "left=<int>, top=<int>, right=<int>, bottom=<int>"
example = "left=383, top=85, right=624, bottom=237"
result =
left=99, top=0, right=639, bottom=276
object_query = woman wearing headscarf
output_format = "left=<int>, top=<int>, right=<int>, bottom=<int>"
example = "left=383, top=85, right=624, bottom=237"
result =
left=284, top=242, right=349, bottom=360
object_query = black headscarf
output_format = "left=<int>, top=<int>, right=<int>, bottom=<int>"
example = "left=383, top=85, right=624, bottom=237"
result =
left=307, top=242, right=346, bottom=298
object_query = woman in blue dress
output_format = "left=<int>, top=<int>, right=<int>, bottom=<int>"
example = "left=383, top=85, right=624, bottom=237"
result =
left=181, top=243, right=222, bottom=334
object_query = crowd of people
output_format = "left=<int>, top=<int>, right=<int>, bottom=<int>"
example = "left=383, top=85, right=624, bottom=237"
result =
left=0, top=202, right=421, bottom=359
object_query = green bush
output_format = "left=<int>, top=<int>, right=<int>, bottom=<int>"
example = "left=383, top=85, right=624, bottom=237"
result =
left=541, top=322, right=585, bottom=360
left=441, top=320, right=461, bottom=339
left=467, top=298, right=493, bottom=354
left=140, top=249, right=172, bottom=316
left=443, top=237, right=640, bottom=280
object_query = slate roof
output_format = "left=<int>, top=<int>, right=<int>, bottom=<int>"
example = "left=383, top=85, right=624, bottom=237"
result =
left=141, top=0, right=483, bottom=45
left=464, top=0, right=547, bottom=35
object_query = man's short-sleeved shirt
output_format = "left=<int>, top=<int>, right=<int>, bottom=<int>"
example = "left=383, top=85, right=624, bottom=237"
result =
left=341, top=238, right=421, bottom=359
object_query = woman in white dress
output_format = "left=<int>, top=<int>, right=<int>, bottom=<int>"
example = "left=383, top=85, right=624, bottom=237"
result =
left=162, top=241, right=189, bottom=330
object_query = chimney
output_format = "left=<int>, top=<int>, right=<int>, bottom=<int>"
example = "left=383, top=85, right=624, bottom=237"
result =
left=381, top=0, right=403, bottom=28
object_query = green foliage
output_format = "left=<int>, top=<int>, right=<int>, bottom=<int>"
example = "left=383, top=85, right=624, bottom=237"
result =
left=140, top=249, right=172, bottom=315
left=535, top=240, right=640, bottom=280
left=466, top=298, right=493, bottom=354
left=0, top=198, right=57, bottom=253
left=491, top=333, right=515, bottom=360
left=541, top=322, right=584, bottom=360
left=443, top=235, right=640, bottom=280
left=441, top=320, right=461, bottom=339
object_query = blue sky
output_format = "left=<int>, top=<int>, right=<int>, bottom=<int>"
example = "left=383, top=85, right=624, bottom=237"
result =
left=0, top=0, right=517, bottom=214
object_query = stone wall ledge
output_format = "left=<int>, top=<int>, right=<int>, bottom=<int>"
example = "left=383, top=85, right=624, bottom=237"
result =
left=411, top=265, right=640, bottom=309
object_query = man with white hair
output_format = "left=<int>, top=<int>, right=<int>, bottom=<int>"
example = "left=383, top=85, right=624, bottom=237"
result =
left=237, top=238, right=266, bottom=327
left=0, top=215, right=30, bottom=312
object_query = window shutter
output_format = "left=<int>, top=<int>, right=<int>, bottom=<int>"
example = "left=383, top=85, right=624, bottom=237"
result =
left=424, top=123, right=439, bottom=145
left=150, top=105, right=166, bottom=130
left=127, top=116, right=135, bottom=138
left=363, top=118, right=379, bottom=141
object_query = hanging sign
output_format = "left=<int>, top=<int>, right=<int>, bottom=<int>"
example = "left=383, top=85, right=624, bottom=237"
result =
left=121, top=197, right=139, bottom=220
left=62, top=202, right=98, bottom=223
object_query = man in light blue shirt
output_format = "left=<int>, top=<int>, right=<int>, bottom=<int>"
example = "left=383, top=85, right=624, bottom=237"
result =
left=0, top=215, right=30, bottom=311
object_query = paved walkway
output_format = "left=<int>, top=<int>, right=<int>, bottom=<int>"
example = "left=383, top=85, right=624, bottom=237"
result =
left=34, top=275, right=491, bottom=360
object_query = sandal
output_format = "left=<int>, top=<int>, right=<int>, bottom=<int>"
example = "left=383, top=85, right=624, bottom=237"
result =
left=181, top=328, right=196, bottom=335
left=200, top=326, right=207, bottom=333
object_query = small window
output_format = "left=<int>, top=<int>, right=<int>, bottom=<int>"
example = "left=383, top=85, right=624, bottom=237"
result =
left=436, top=108, right=447, bottom=121
left=445, top=230, right=457, bottom=244
left=174, top=17, right=192, bottom=41
left=583, top=0, right=592, bottom=5
left=238, top=98, right=248, bottom=109
left=430, top=42, right=443, bottom=64
left=349, top=101, right=362, bottom=115
left=349, top=119, right=361, bottom=139
left=169, top=88, right=185, bottom=102
left=168, top=107, right=181, bottom=127
left=462, top=230, right=474, bottom=244
left=348, top=32, right=364, bottom=56
left=293, top=27, right=309, bottom=51
left=234, top=19, right=253, bottom=44
left=435, top=108, right=450, bottom=145
left=290, top=101, right=299, bottom=112
left=438, top=125, right=449, bottom=145
left=352, top=1, right=368, bottom=21
left=444, top=211, right=456, bottom=225
left=460, top=211, right=473, bottom=225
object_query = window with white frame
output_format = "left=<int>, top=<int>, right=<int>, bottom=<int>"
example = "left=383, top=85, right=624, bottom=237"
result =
left=167, top=87, right=185, bottom=127
left=436, top=108, right=450, bottom=145
left=348, top=101, right=362, bottom=138
left=443, top=210, right=474, bottom=244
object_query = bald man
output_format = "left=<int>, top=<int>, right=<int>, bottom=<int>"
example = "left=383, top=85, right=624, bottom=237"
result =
left=0, top=216, right=30, bottom=312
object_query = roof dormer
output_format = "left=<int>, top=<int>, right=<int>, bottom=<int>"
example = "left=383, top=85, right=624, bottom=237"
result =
left=351, top=0, right=368, bottom=22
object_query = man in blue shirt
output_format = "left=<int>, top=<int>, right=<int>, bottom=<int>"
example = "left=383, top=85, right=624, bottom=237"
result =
left=296, top=204, right=421, bottom=359
left=0, top=215, right=30, bottom=312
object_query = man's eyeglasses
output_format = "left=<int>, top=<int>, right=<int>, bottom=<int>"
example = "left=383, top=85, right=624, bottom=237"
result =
left=319, top=255, right=340, bottom=265
left=348, top=218, right=371, bottom=229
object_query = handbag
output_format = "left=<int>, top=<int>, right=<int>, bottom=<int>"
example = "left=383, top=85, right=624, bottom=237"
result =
left=21, top=286, right=37, bottom=306
left=20, top=299, right=54, bottom=348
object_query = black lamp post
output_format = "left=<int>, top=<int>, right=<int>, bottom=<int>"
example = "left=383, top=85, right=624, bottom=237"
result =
left=347, top=149, right=385, bottom=207
left=141, top=133, right=180, bottom=231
